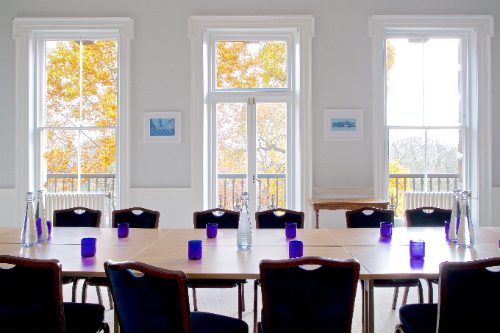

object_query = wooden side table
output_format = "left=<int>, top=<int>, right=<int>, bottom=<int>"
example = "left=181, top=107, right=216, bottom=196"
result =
left=308, top=198, right=389, bottom=229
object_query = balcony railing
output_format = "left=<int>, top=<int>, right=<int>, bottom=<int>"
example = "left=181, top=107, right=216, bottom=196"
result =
left=46, top=174, right=116, bottom=194
left=217, top=173, right=286, bottom=212
left=389, top=173, right=460, bottom=217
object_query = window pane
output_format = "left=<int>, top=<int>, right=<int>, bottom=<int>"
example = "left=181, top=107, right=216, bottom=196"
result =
left=80, top=130, right=116, bottom=192
left=256, top=103, right=286, bottom=210
left=423, top=39, right=460, bottom=126
left=386, top=39, right=424, bottom=126
left=386, top=38, right=460, bottom=127
left=82, top=40, right=118, bottom=127
left=45, top=41, right=81, bottom=127
left=42, top=129, right=78, bottom=192
left=45, top=40, right=117, bottom=127
left=426, top=129, right=462, bottom=190
left=217, top=103, right=247, bottom=210
left=216, top=41, right=287, bottom=89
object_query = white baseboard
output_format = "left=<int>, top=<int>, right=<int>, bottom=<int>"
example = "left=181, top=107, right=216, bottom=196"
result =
left=0, top=189, right=20, bottom=227
left=128, top=188, right=192, bottom=229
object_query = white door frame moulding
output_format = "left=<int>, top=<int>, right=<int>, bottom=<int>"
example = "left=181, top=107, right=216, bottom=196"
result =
left=188, top=15, right=315, bottom=226
left=12, top=17, right=134, bottom=223
left=369, top=15, right=494, bottom=226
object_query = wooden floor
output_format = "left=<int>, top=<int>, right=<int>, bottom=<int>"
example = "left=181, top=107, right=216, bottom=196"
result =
left=66, top=277, right=431, bottom=333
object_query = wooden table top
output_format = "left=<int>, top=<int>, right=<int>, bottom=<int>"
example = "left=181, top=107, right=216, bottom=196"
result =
left=130, top=244, right=368, bottom=279
left=327, top=226, right=500, bottom=246
left=155, top=228, right=341, bottom=247
left=345, top=243, right=500, bottom=280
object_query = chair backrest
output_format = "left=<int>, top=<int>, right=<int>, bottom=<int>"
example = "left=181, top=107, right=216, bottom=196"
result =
left=193, top=208, right=240, bottom=229
left=405, top=206, right=451, bottom=227
left=345, top=207, right=394, bottom=228
left=255, top=209, right=304, bottom=229
left=104, top=260, right=192, bottom=333
left=53, top=206, right=101, bottom=227
left=437, top=257, right=500, bottom=332
left=0, top=255, right=65, bottom=333
left=259, top=257, right=360, bottom=333
left=112, top=207, right=160, bottom=229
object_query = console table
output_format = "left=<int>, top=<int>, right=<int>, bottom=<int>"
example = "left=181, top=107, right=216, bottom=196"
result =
left=308, top=198, right=390, bottom=229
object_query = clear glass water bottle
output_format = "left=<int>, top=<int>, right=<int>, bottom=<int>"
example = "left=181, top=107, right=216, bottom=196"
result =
left=237, top=192, right=252, bottom=250
left=35, top=190, right=49, bottom=242
left=21, top=192, right=38, bottom=247
left=448, top=189, right=461, bottom=243
left=457, top=190, right=474, bottom=247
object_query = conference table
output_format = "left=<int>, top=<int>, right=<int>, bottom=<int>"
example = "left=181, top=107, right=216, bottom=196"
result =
left=0, top=226, right=499, bottom=333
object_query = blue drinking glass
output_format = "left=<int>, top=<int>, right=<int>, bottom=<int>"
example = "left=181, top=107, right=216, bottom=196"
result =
left=81, top=238, right=97, bottom=258
left=188, top=240, right=202, bottom=259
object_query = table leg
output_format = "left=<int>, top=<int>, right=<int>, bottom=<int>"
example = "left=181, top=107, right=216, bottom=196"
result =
left=315, top=209, right=319, bottom=229
left=363, top=279, right=374, bottom=333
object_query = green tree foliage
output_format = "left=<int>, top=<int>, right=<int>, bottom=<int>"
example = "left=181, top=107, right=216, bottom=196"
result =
left=44, top=40, right=117, bottom=191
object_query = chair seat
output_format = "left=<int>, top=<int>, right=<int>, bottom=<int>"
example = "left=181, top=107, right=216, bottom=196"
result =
left=399, top=304, right=437, bottom=333
left=374, top=279, right=420, bottom=287
left=63, top=302, right=106, bottom=333
left=188, top=279, right=246, bottom=288
left=191, top=311, right=248, bottom=333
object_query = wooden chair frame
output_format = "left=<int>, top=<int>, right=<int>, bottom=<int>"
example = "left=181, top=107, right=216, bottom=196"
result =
left=345, top=207, right=394, bottom=228
left=193, top=208, right=240, bottom=229
left=53, top=206, right=102, bottom=227
left=255, top=209, right=304, bottom=229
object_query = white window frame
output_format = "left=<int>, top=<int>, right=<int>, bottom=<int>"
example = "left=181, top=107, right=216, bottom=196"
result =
left=189, top=16, right=315, bottom=227
left=369, top=15, right=494, bottom=226
left=12, top=17, right=134, bottom=222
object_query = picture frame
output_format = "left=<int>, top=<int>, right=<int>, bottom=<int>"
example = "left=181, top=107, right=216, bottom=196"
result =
left=324, top=109, right=363, bottom=140
left=144, top=112, right=181, bottom=143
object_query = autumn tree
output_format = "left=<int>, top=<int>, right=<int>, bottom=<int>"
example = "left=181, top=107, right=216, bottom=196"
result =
left=44, top=40, right=117, bottom=192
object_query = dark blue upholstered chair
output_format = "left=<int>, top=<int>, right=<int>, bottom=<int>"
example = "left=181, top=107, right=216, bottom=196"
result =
left=253, top=208, right=305, bottom=331
left=259, top=257, right=360, bottom=333
left=255, top=208, right=304, bottom=229
left=112, top=207, right=160, bottom=228
left=104, top=260, right=248, bottom=333
left=53, top=206, right=102, bottom=228
left=53, top=206, right=102, bottom=303
left=194, top=208, right=239, bottom=229
left=395, top=257, right=500, bottom=333
left=405, top=206, right=452, bottom=303
left=346, top=207, right=424, bottom=310
left=0, top=255, right=108, bottom=333
left=84, top=207, right=160, bottom=308
left=190, top=208, right=246, bottom=319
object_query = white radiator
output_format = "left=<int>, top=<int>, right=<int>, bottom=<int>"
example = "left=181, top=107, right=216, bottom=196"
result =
left=404, top=192, right=454, bottom=210
left=45, top=193, right=109, bottom=226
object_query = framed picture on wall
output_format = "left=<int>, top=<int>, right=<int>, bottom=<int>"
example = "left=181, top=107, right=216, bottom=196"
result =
left=144, top=112, right=181, bottom=142
left=324, top=109, right=363, bottom=140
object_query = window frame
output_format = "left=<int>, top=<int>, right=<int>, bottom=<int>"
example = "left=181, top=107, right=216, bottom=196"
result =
left=12, top=17, right=134, bottom=222
left=369, top=15, right=494, bottom=226
left=189, top=16, right=314, bottom=226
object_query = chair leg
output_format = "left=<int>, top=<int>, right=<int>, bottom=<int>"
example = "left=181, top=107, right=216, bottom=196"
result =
left=238, top=283, right=243, bottom=319
left=254, top=280, right=259, bottom=333
left=360, top=280, right=365, bottom=333
left=426, top=279, right=434, bottom=303
left=100, top=322, right=110, bottom=333
left=107, top=287, right=114, bottom=309
left=417, top=280, right=424, bottom=304
left=96, top=286, right=104, bottom=306
left=392, top=287, right=399, bottom=310
left=71, top=279, right=79, bottom=302
left=401, top=287, right=410, bottom=306
left=82, top=279, right=88, bottom=303
left=192, top=287, right=198, bottom=311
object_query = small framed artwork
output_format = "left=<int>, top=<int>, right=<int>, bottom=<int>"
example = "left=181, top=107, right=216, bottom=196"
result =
left=144, top=112, right=181, bottom=143
left=324, top=109, right=363, bottom=140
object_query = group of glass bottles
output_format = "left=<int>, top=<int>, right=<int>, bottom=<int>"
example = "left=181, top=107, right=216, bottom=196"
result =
left=21, top=190, right=49, bottom=247
left=448, top=189, right=474, bottom=248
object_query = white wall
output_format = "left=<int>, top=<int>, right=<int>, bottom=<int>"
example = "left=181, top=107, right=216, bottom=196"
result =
left=1, top=0, right=499, bottom=227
